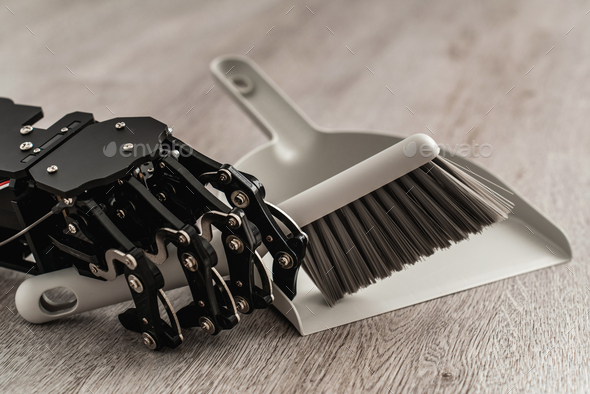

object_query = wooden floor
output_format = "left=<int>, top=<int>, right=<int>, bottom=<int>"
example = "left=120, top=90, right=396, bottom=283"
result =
left=1, top=0, right=589, bottom=392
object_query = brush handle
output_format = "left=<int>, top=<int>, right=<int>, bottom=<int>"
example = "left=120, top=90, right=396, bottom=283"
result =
left=280, top=133, right=440, bottom=227
left=15, top=248, right=190, bottom=324
left=16, top=267, right=134, bottom=324
left=210, top=55, right=322, bottom=150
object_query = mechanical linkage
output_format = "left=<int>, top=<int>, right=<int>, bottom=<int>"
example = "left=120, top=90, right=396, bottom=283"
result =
left=0, top=98, right=307, bottom=350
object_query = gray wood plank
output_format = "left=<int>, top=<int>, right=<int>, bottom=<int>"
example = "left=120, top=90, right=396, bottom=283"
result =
left=1, top=0, right=588, bottom=392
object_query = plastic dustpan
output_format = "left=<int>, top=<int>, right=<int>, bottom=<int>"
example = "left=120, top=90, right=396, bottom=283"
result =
left=210, top=55, right=572, bottom=335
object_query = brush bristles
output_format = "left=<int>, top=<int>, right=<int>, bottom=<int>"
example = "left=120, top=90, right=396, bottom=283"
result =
left=301, top=156, right=514, bottom=306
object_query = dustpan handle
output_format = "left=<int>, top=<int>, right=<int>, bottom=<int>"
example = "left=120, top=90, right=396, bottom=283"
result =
left=210, top=55, right=320, bottom=147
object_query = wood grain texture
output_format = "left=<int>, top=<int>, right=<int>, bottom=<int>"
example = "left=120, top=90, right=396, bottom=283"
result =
left=1, top=0, right=589, bottom=392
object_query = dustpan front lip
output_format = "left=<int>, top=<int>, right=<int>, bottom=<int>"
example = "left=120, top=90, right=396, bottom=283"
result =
left=267, top=139, right=573, bottom=336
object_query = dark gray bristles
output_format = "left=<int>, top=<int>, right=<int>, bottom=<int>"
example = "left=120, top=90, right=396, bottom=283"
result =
left=301, top=156, right=514, bottom=306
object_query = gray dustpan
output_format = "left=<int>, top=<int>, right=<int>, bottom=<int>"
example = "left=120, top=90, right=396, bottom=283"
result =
left=210, top=55, right=572, bottom=335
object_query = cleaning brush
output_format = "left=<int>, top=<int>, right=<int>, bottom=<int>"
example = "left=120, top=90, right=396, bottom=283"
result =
left=301, top=155, right=513, bottom=306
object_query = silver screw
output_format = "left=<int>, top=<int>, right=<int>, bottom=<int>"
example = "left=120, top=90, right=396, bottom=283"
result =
left=60, top=127, right=68, bottom=133
left=199, top=317, right=215, bottom=335
left=198, top=300, right=205, bottom=308
left=116, top=209, right=126, bottom=219
left=67, top=224, right=77, bottom=234
left=229, top=239, right=241, bottom=251
left=115, top=122, right=126, bottom=130
left=235, top=296, right=250, bottom=314
left=177, top=234, right=188, bottom=245
left=266, top=235, right=273, bottom=242
left=63, top=198, right=73, bottom=205
left=226, top=236, right=244, bottom=253
left=156, top=192, right=166, bottom=202
left=47, top=165, right=58, bottom=173
left=182, top=253, right=198, bottom=272
left=142, top=318, right=148, bottom=325
left=122, top=143, right=134, bottom=152
left=236, top=281, right=243, bottom=287
left=89, top=264, right=99, bottom=275
left=167, top=127, right=173, bottom=135
left=159, top=162, right=165, bottom=169
left=234, top=194, right=246, bottom=205
left=231, top=190, right=249, bottom=208
left=128, top=275, right=143, bottom=293
left=33, top=148, right=41, bottom=154
left=20, top=142, right=33, bottom=151
left=277, top=253, right=294, bottom=269
left=117, top=179, right=124, bottom=185
left=141, top=332, right=157, bottom=350
left=20, top=125, right=33, bottom=135
left=218, top=170, right=232, bottom=184
left=227, top=216, right=240, bottom=229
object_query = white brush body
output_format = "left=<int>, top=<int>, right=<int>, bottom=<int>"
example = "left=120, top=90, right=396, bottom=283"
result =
left=280, top=134, right=439, bottom=227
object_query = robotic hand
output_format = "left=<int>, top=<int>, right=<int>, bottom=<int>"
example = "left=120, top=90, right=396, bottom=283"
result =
left=0, top=98, right=307, bottom=350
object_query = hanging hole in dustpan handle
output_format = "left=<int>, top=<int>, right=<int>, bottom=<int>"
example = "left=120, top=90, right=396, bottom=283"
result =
left=210, top=55, right=320, bottom=145
left=15, top=267, right=133, bottom=323
left=229, top=75, right=255, bottom=95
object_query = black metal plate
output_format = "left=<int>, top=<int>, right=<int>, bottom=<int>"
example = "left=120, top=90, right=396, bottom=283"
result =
left=0, top=97, right=43, bottom=178
left=0, top=98, right=95, bottom=179
left=29, top=117, right=168, bottom=197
